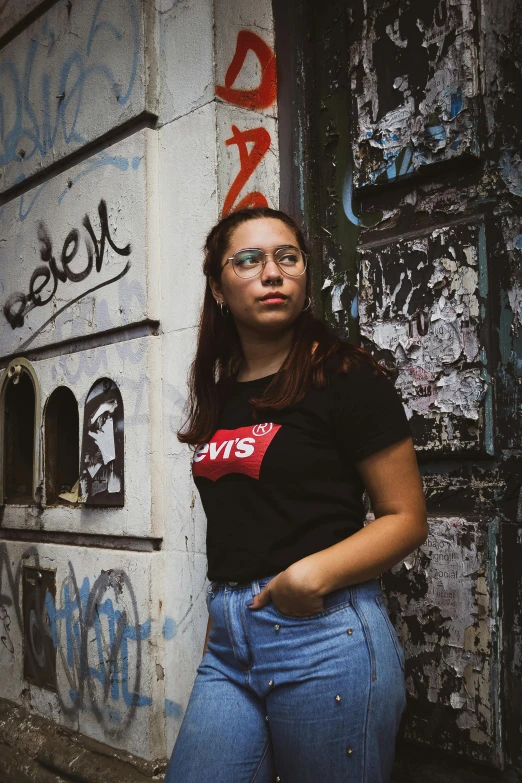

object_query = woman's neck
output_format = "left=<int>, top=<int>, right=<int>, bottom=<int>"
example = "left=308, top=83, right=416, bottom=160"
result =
left=236, top=327, right=294, bottom=382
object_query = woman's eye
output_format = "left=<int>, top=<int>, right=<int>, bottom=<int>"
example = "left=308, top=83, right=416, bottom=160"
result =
left=235, top=253, right=261, bottom=266
left=278, top=252, right=299, bottom=263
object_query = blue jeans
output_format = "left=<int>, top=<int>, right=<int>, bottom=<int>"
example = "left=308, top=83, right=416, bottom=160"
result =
left=165, top=575, right=406, bottom=782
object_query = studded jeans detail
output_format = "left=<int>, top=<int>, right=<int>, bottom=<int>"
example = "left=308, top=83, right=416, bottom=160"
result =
left=164, top=576, right=406, bottom=783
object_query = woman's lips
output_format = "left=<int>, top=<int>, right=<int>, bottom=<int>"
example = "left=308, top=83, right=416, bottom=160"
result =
left=259, top=292, right=288, bottom=304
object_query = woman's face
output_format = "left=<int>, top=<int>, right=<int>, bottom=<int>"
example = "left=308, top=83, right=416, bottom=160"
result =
left=210, top=217, right=307, bottom=336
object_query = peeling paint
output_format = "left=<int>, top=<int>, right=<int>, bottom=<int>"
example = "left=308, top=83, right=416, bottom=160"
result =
left=280, top=0, right=520, bottom=771
left=383, top=517, right=500, bottom=761
left=349, top=0, right=479, bottom=188
left=359, top=223, right=488, bottom=451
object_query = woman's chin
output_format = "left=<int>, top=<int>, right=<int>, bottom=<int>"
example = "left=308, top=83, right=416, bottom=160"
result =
left=253, top=314, right=298, bottom=333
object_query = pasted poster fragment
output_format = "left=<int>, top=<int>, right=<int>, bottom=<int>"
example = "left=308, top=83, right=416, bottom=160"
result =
left=349, top=0, right=480, bottom=188
left=382, top=517, right=499, bottom=758
left=79, top=378, right=124, bottom=506
left=359, top=222, right=488, bottom=452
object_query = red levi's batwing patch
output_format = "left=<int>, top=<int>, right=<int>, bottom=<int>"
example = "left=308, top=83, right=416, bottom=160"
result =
left=192, top=423, right=281, bottom=482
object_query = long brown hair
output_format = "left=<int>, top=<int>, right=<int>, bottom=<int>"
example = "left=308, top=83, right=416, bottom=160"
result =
left=177, top=207, right=390, bottom=446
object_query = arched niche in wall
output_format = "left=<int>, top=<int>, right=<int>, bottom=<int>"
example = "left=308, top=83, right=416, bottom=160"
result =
left=79, top=378, right=124, bottom=506
left=0, top=358, right=41, bottom=505
left=44, top=387, right=79, bottom=505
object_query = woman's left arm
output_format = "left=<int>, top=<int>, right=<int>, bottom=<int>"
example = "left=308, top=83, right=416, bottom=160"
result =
left=250, top=435, right=427, bottom=615
left=290, top=435, right=427, bottom=598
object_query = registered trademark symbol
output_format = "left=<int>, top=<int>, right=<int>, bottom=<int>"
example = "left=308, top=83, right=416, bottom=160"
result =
left=252, top=422, right=273, bottom=436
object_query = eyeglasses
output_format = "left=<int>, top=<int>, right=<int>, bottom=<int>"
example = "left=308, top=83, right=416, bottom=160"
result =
left=223, top=246, right=308, bottom=279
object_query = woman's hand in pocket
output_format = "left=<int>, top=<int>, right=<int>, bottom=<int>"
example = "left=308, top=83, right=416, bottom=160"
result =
left=247, top=565, right=324, bottom=617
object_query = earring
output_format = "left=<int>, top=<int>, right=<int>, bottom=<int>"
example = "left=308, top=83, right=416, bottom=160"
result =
left=219, top=301, right=228, bottom=316
left=302, top=296, right=311, bottom=311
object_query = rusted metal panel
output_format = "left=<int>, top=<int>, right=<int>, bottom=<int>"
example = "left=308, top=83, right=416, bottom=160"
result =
left=382, top=517, right=502, bottom=765
left=349, top=0, right=481, bottom=189
left=359, top=222, right=491, bottom=453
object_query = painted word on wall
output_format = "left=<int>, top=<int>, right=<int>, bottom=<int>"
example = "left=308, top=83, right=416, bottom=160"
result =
left=216, top=30, right=277, bottom=217
left=3, top=199, right=131, bottom=341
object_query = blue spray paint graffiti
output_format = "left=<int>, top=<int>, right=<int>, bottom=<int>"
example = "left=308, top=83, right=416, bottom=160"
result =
left=45, top=565, right=152, bottom=732
left=0, top=545, right=190, bottom=730
left=0, top=547, right=156, bottom=733
left=0, top=0, right=140, bottom=173
left=163, top=617, right=177, bottom=641
left=45, top=577, right=152, bottom=711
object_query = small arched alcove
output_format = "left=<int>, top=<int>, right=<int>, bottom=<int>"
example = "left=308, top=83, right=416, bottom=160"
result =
left=0, top=358, right=41, bottom=505
left=44, top=387, right=79, bottom=505
left=79, top=378, right=124, bottom=506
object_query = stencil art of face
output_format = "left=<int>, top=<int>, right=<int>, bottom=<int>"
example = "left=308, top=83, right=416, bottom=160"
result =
left=88, top=400, right=118, bottom=467
left=79, top=378, right=124, bottom=505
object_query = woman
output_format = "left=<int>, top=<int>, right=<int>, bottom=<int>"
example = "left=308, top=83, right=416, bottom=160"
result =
left=165, top=206, right=427, bottom=783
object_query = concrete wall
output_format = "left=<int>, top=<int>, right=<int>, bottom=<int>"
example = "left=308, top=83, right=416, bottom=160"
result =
left=0, top=0, right=279, bottom=763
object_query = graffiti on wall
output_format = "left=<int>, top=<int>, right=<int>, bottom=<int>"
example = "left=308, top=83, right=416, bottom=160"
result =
left=0, top=544, right=200, bottom=731
left=0, top=0, right=140, bottom=191
left=216, top=30, right=277, bottom=216
left=79, top=378, right=124, bottom=506
left=2, top=199, right=132, bottom=351
left=0, top=545, right=151, bottom=733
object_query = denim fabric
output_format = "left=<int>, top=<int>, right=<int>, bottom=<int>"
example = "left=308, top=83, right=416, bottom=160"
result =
left=165, top=575, right=406, bottom=783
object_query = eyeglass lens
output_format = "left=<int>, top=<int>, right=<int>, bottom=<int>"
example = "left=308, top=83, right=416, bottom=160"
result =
left=231, top=247, right=306, bottom=278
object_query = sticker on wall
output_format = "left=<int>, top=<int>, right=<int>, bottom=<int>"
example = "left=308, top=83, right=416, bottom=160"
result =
left=79, top=378, right=124, bottom=506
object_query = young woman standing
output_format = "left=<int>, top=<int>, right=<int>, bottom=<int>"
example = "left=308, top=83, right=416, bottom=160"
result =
left=165, top=207, right=427, bottom=783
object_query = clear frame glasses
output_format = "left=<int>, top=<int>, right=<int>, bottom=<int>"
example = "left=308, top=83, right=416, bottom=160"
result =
left=223, top=246, right=308, bottom=279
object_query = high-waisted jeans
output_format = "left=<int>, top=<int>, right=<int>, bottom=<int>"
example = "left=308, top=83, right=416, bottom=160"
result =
left=165, top=575, right=406, bottom=783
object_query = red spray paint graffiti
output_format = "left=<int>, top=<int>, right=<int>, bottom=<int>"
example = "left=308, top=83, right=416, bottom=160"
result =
left=216, top=30, right=277, bottom=216
left=216, top=30, right=277, bottom=110
left=222, top=125, right=271, bottom=216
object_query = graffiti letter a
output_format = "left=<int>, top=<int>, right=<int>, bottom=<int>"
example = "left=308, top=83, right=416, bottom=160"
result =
left=222, top=125, right=271, bottom=217
left=216, top=30, right=277, bottom=110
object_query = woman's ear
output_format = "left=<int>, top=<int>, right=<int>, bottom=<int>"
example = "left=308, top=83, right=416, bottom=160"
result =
left=208, top=277, right=223, bottom=304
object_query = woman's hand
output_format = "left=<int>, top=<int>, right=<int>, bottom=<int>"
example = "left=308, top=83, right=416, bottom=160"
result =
left=247, top=564, right=324, bottom=616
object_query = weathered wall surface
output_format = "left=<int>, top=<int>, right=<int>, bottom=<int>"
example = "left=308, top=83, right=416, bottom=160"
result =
left=214, top=0, right=279, bottom=216
left=0, top=129, right=160, bottom=357
left=358, top=222, right=490, bottom=453
left=0, top=0, right=157, bottom=193
left=159, top=0, right=279, bottom=753
left=281, top=0, right=521, bottom=774
left=0, top=0, right=47, bottom=39
left=383, top=516, right=501, bottom=760
left=350, top=0, right=480, bottom=189
left=0, top=541, right=164, bottom=759
left=0, top=0, right=280, bottom=768
left=1, top=338, right=161, bottom=537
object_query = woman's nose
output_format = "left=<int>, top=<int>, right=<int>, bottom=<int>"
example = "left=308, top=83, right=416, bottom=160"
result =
left=260, top=257, right=282, bottom=282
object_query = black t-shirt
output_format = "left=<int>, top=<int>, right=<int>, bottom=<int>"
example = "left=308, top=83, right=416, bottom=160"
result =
left=192, top=360, right=412, bottom=581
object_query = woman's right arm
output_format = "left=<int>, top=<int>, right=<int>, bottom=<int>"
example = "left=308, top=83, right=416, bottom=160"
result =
left=202, top=615, right=212, bottom=658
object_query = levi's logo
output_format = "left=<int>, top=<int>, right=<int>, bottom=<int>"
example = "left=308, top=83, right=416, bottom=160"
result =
left=192, top=423, right=281, bottom=482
